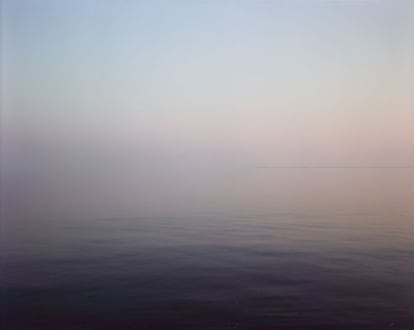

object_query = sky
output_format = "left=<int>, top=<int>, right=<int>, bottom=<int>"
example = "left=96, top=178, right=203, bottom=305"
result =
left=2, top=0, right=414, bottom=219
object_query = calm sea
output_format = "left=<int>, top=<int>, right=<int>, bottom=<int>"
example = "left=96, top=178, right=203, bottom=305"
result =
left=2, top=169, right=413, bottom=329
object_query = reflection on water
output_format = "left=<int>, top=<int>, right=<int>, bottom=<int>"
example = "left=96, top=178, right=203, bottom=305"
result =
left=2, top=169, right=414, bottom=329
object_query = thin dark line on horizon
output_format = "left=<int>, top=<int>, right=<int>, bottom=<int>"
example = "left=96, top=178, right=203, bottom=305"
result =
left=255, top=166, right=414, bottom=169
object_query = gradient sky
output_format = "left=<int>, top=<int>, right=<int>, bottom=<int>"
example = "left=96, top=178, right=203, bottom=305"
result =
left=2, top=0, right=414, bottom=218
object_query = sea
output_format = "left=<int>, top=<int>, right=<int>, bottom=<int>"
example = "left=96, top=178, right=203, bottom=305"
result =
left=2, top=168, right=413, bottom=329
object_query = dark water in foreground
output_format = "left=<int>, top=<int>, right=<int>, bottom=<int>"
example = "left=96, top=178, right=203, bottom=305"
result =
left=2, top=169, right=414, bottom=329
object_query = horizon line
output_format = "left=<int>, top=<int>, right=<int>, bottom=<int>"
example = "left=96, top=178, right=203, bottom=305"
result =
left=255, top=166, right=414, bottom=169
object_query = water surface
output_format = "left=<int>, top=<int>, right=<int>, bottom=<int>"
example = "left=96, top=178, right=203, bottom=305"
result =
left=3, top=169, right=413, bottom=329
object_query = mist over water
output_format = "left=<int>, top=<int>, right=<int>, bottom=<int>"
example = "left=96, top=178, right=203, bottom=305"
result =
left=2, top=0, right=414, bottom=329
left=3, top=168, right=414, bottom=329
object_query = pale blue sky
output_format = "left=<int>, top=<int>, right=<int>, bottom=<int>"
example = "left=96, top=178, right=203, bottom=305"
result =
left=2, top=0, right=414, bottom=218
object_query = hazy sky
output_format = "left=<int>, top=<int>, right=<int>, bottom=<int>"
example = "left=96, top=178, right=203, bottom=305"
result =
left=2, top=0, right=414, bottom=218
